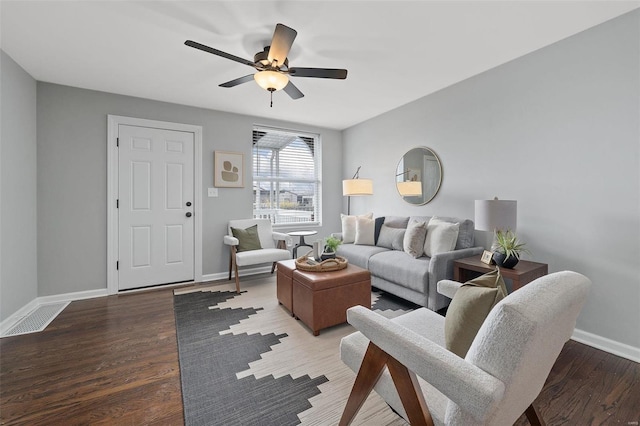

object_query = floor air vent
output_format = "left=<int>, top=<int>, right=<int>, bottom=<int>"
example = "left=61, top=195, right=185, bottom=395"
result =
left=2, top=302, right=69, bottom=337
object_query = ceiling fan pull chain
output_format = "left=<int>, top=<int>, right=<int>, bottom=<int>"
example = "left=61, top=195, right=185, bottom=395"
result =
left=270, top=90, right=273, bottom=108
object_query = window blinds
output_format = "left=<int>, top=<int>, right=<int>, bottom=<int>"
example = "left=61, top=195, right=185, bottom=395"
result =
left=252, top=127, right=320, bottom=226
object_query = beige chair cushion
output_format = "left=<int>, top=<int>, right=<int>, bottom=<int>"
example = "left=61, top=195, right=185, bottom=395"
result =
left=444, top=269, right=507, bottom=358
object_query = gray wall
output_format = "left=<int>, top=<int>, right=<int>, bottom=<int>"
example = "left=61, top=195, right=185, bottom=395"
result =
left=36, top=83, right=342, bottom=296
left=343, top=11, right=640, bottom=348
left=0, top=51, right=38, bottom=321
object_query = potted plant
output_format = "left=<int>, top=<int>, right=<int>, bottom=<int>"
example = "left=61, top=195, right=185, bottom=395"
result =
left=492, top=230, right=530, bottom=269
left=321, top=236, right=342, bottom=261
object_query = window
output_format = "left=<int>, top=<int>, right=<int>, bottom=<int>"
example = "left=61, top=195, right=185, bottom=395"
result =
left=253, top=126, right=321, bottom=226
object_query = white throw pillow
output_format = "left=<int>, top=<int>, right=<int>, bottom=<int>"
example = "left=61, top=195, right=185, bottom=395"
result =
left=424, top=217, right=460, bottom=257
left=354, top=217, right=375, bottom=245
left=403, top=220, right=427, bottom=258
left=341, top=212, right=373, bottom=244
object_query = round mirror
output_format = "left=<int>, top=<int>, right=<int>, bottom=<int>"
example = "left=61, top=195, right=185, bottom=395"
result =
left=395, top=147, right=442, bottom=205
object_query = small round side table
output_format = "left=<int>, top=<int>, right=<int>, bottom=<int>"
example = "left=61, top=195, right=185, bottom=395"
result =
left=288, top=230, right=318, bottom=258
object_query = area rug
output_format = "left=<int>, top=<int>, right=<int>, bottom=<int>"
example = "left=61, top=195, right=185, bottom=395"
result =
left=173, top=275, right=415, bottom=426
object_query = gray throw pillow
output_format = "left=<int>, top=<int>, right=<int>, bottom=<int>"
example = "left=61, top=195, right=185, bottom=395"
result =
left=231, top=224, right=262, bottom=252
left=376, top=224, right=405, bottom=250
left=403, top=220, right=427, bottom=258
left=444, top=269, right=508, bottom=358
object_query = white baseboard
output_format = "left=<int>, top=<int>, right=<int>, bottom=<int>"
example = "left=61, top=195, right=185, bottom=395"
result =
left=201, top=266, right=272, bottom=283
left=0, top=298, right=40, bottom=335
left=1, top=288, right=108, bottom=336
left=572, top=328, right=640, bottom=363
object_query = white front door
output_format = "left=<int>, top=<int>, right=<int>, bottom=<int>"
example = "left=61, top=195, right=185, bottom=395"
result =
left=117, top=124, right=195, bottom=290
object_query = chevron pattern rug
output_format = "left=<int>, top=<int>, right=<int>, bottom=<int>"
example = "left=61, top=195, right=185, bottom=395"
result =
left=173, top=275, right=416, bottom=425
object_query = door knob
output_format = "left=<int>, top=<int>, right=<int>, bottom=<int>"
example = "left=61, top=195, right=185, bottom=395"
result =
left=186, top=202, right=192, bottom=206
left=186, top=212, right=192, bottom=218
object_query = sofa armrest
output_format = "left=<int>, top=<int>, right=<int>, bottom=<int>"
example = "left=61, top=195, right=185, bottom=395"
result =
left=223, top=235, right=239, bottom=246
left=429, top=246, right=484, bottom=282
left=426, top=247, right=484, bottom=310
left=330, top=232, right=343, bottom=241
left=346, top=306, right=504, bottom=422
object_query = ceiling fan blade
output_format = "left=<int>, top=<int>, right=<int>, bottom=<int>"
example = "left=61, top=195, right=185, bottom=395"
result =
left=219, top=74, right=255, bottom=88
left=185, top=40, right=256, bottom=68
left=267, top=24, right=297, bottom=66
left=289, top=67, right=348, bottom=79
left=283, top=81, right=304, bottom=100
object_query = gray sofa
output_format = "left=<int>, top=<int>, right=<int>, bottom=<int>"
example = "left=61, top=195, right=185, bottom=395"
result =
left=334, top=215, right=483, bottom=311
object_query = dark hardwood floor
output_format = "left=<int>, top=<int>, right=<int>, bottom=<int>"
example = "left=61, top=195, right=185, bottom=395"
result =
left=1, top=286, right=638, bottom=425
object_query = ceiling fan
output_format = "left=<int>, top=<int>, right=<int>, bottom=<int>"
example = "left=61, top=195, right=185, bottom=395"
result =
left=185, top=23, right=348, bottom=107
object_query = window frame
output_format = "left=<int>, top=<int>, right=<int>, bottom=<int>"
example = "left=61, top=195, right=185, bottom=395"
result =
left=252, top=125, right=322, bottom=229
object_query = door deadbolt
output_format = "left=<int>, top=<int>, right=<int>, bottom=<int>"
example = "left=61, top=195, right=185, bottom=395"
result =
left=186, top=202, right=192, bottom=207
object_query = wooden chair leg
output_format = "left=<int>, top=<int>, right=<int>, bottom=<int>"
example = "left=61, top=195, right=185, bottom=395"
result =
left=230, top=246, right=240, bottom=294
left=524, top=404, right=545, bottom=426
left=339, top=343, right=389, bottom=426
left=234, top=262, right=240, bottom=294
left=228, top=251, right=233, bottom=281
left=271, top=262, right=277, bottom=274
left=387, top=356, right=434, bottom=426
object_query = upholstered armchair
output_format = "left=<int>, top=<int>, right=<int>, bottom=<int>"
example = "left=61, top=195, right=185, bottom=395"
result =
left=339, top=271, right=591, bottom=425
left=224, top=219, right=292, bottom=293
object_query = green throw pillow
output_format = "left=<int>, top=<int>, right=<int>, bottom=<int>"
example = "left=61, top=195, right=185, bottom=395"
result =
left=231, top=224, right=262, bottom=252
left=444, top=269, right=508, bottom=358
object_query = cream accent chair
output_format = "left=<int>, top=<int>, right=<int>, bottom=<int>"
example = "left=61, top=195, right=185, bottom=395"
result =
left=339, top=271, right=591, bottom=426
left=224, top=219, right=292, bottom=293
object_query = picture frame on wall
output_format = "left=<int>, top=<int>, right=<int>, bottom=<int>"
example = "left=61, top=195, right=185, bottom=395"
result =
left=214, top=151, right=244, bottom=188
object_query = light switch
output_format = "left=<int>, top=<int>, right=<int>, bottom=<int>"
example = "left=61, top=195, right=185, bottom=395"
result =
left=208, top=187, right=218, bottom=197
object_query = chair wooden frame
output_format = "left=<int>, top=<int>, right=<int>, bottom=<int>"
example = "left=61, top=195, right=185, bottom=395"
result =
left=340, top=342, right=545, bottom=426
left=228, top=240, right=287, bottom=294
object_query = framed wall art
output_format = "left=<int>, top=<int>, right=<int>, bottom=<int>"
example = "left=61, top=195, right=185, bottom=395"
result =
left=214, top=151, right=244, bottom=188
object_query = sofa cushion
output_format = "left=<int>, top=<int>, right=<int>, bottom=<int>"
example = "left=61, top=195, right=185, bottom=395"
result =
left=383, top=216, right=410, bottom=229
left=403, top=220, right=427, bottom=258
left=444, top=269, right=507, bottom=358
left=368, top=250, right=430, bottom=294
left=341, top=212, right=373, bottom=243
left=424, top=217, right=460, bottom=257
left=355, top=217, right=375, bottom=245
left=336, top=243, right=388, bottom=269
left=376, top=225, right=405, bottom=250
left=436, top=216, right=475, bottom=249
left=231, top=224, right=263, bottom=252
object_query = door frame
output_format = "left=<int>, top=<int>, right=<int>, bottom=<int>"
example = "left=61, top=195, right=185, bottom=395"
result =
left=107, top=115, right=203, bottom=294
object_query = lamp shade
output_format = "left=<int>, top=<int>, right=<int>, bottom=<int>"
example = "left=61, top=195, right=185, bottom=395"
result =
left=474, top=199, right=517, bottom=232
left=342, top=179, right=373, bottom=196
left=254, top=71, right=289, bottom=91
left=397, top=181, right=422, bottom=196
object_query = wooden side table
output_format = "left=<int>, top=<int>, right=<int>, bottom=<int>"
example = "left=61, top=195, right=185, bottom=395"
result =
left=453, top=255, right=548, bottom=292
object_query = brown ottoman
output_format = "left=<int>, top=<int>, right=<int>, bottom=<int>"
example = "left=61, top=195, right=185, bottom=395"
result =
left=292, top=264, right=371, bottom=336
left=276, top=259, right=297, bottom=315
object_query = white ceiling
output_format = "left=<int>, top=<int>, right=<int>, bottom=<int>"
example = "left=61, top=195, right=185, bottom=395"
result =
left=2, top=1, right=638, bottom=130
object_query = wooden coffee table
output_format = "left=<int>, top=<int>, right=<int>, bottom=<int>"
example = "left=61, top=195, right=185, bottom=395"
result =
left=291, top=264, right=371, bottom=336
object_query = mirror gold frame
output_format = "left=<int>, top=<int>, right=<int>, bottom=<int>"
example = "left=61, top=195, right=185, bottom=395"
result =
left=395, top=147, right=442, bottom=205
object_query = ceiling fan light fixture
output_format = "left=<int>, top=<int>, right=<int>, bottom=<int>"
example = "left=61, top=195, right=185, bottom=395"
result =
left=254, top=70, right=289, bottom=91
